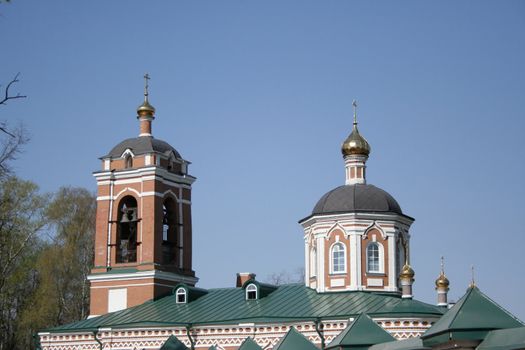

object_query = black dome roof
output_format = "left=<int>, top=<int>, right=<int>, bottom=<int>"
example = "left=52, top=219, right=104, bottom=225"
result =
left=104, top=136, right=181, bottom=159
left=312, top=184, right=403, bottom=215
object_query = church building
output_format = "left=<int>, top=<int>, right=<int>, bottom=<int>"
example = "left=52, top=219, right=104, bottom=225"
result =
left=38, top=78, right=525, bottom=350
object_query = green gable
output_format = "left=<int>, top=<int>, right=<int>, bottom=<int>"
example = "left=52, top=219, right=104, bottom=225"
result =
left=159, top=335, right=188, bottom=350
left=45, top=284, right=443, bottom=333
left=477, top=326, right=525, bottom=350
left=369, top=337, right=429, bottom=350
left=326, top=313, right=395, bottom=349
left=273, top=327, right=318, bottom=350
left=422, top=286, right=523, bottom=345
left=238, top=337, right=263, bottom=350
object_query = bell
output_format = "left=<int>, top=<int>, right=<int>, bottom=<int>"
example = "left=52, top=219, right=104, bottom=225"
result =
left=120, top=208, right=137, bottom=223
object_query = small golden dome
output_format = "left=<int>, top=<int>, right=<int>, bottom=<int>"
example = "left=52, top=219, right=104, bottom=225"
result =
left=435, top=272, right=450, bottom=289
left=400, top=264, right=415, bottom=280
left=341, top=100, right=370, bottom=157
left=341, top=124, right=371, bottom=157
left=137, top=100, right=155, bottom=116
left=137, top=73, right=155, bottom=117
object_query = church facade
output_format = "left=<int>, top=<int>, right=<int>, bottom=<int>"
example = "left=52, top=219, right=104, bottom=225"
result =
left=37, top=81, right=524, bottom=350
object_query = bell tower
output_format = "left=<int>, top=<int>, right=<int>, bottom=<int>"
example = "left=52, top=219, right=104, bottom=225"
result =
left=88, top=75, right=197, bottom=317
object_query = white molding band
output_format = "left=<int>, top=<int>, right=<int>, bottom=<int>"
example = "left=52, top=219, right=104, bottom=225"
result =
left=87, top=270, right=199, bottom=285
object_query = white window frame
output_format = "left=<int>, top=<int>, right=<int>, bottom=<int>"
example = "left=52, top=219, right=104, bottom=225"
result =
left=310, top=247, right=317, bottom=277
left=175, top=288, right=187, bottom=304
left=366, top=242, right=384, bottom=273
left=330, top=242, right=347, bottom=274
left=246, top=283, right=258, bottom=300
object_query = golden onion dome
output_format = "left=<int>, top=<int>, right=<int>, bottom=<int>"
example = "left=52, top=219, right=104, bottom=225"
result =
left=435, top=272, right=450, bottom=289
left=341, top=124, right=371, bottom=157
left=341, top=100, right=370, bottom=157
left=137, top=73, right=156, bottom=117
left=399, top=264, right=415, bottom=280
left=137, top=100, right=155, bottom=116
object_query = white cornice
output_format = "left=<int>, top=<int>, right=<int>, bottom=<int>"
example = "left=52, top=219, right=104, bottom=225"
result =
left=93, top=167, right=196, bottom=186
left=300, top=212, right=414, bottom=228
left=87, top=270, right=199, bottom=285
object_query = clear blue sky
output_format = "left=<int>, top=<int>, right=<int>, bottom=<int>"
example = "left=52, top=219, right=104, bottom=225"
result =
left=2, top=1, right=524, bottom=320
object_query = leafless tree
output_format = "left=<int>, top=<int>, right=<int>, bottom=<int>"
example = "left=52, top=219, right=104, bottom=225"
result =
left=0, top=73, right=26, bottom=109
left=266, top=267, right=305, bottom=286
left=0, top=74, right=28, bottom=176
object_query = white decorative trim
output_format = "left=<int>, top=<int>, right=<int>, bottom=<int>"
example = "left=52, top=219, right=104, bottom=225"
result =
left=329, top=241, right=347, bottom=274
left=90, top=282, right=180, bottom=289
left=87, top=270, right=199, bottom=285
left=38, top=318, right=437, bottom=350
left=114, top=187, right=141, bottom=201
left=120, top=148, right=135, bottom=158
left=330, top=278, right=345, bottom=287
left=94, top=167, right=196, bottom=186
left=365, top=241, right=385, bottom=274
left=325, top=222, right=347, bottom=239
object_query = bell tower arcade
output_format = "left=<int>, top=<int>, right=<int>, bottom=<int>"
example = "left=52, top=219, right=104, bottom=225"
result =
left=88, top=75, right=197, bottom=317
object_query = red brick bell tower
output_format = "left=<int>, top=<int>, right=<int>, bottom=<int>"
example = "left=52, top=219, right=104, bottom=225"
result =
left=88, top=75, right=197, bottom=317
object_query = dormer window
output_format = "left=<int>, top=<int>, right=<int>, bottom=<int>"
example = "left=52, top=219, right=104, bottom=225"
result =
left=175, top=288, right=187, bottom=304
left=246, top=284, right=257, bottom=300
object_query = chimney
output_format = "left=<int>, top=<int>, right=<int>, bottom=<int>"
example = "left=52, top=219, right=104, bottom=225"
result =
left=236, top=272, right=256, bottom=287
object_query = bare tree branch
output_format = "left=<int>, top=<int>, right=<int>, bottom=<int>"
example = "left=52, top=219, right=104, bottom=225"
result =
left=0, top=73, right=27, bottom=107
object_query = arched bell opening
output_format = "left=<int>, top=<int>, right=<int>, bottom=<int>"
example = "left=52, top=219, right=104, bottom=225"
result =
left=162, top=197, right=178, bottom=265
left=116, top=196, right=138, bottom=263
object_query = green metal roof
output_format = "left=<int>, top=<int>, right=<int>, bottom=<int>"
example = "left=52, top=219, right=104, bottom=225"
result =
left=368, top=337, right=429, bottom=350
left=476, top=327, right=525, bottom=350
left=326, top=313, right=395, bottom=349
left=159, top=335, right=188, bottom=350
left=238, top=337, right=263, bottom=350
left=273, top=327, right=318, bottom=350
left=46, top=284, right=443, bottom=333
left=422, top=286, right=523, bottom=345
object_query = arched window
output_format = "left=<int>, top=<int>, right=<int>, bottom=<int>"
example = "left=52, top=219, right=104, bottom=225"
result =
left=367, top=242, right=382, bottom=273
left=124, top=154, right=133, bottom=169
left=175, top=288, right=187, bottom=304
left=310, top=247, right=317, bottom=277
left=116, top=196, right=138, bottom=263
left=246, top=284, right=257, bottom=300
left=331, top=243, right=346, bottom=274
left=162, top=198, right=177, bottom=265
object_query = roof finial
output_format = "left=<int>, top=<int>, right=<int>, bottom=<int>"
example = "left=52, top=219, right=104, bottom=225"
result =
left=143, top=73, right=151, bottom=103
left=469, top=265, right=476, bottom=288
left=440, top=256, right=445, bottom=274
left=352, top=99, right=358, bottom=126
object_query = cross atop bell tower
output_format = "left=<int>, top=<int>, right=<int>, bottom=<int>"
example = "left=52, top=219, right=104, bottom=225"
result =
left=88, top=76, right=197, bottom=317
left=137, top=73, right=156, bottom=137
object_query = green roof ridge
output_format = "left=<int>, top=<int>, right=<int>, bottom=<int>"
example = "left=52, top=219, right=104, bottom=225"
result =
left=160, top=335, right=188, bottom=350
left=273, top=327, right=318, bottom=350
left=327, top=313, right=395, bottom=348
left=423, top=286, right=524, bottom=339
left=238, top=337, right=263, bottom=350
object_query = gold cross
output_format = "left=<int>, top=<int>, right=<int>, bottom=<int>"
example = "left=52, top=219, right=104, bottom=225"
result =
left=144, top=73, right=150, bottom=97
left=352, top=99, right=358, bottom=125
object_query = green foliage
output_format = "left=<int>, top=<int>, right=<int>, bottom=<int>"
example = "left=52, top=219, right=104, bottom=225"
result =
left=0, top=180, right=96, bottom=350
left=0, top=176, right=46, bottom=350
